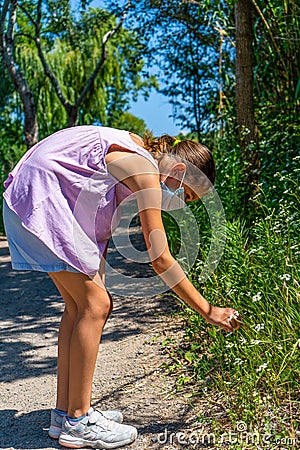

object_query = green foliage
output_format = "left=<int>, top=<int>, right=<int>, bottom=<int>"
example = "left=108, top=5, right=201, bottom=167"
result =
left=161, top=212, right=181, bottom=257
left=107, top=111, right=148, bottom=135
left=253, top=0, right=300, bottom=108
left=11, top=5, right=156, bottom=140
left=163, top=115, right=300, bottom=433
left=257, top=107, right=300, bottom=205
left=185, top=194, right=299, bottom=418
left=0, top=120, right=25, bottom=234
left=0, top=1, right=157, bottom=147
left=0, top=55, right=26, bottom=233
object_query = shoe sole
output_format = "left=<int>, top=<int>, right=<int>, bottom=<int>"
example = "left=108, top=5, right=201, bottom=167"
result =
left=48, top=425, right=60, bottom=439
left=59, top=430, right=138, bottom=449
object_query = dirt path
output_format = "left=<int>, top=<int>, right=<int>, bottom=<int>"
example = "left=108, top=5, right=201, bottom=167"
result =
left=0, top=233, right=203, bottom=450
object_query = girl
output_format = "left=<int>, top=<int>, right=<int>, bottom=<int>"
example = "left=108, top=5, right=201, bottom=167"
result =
left=2, top=126, right=240, bottom=449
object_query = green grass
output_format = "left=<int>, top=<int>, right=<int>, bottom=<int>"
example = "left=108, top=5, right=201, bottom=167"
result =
left=162, top=149, right=300, bottom=441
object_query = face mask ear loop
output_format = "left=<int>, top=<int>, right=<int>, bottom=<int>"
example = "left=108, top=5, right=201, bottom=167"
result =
left=162, top=167, right=186, bottom=191
left=178, top=167, right=186, bottom=190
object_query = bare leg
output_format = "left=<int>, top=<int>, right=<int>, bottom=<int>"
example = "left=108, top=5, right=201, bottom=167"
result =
left=48, top=271, right=113, bottom=418
left=49, top=274, right=78, bottom=412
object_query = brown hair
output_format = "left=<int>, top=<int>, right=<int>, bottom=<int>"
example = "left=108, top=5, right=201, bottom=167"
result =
left=143, top=133, right=215, bottom=185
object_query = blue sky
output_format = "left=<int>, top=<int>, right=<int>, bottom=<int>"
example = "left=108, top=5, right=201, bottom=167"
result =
left=87, top=0, right=181, bottom=136
left=129, top=93, right=181, bottom=136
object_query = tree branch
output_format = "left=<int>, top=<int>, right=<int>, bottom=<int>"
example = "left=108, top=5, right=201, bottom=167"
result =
left=37, top=0, right=42, bottom=27
left=35, top=36, right=72, bottom=111
left=15, top=32, right=35, bottom=41
left=19, top=0, right=72, bottom=112
left=7, top=0, right=17, bottom=43
left=18, top=2, right=38, bottom=28
left=75, top=0, right=132, bottom=108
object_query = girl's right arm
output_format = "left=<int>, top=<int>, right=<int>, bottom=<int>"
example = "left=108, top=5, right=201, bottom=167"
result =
left=138, top=206, right=240, bottom=332
left=106, top=151, right=240, bottom=332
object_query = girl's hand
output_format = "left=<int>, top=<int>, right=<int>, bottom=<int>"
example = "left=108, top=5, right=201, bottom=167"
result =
left=205, top=306, right=241, bottom=332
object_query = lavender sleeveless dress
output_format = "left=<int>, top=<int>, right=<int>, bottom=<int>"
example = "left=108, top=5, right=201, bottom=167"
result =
left=3, top=126, right=158, bottom=275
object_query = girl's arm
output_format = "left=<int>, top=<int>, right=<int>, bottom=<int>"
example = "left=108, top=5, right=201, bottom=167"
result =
left=138, top=206, right=239, bottom=332
left=105, top=151, right=240, bottom=332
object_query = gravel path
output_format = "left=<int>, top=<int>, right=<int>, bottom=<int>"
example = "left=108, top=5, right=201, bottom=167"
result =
left=0, top=233, right=203, bottom=450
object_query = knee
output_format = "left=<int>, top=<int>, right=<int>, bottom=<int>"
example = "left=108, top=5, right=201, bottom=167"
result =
left=81, top=293, right=112, bottom=323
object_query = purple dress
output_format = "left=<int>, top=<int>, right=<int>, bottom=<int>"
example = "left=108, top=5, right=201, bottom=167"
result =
left=3, top=126, right=158, bottom=275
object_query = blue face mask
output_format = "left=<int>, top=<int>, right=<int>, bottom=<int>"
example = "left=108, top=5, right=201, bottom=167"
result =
left=160, top=172, right=186, bottom=211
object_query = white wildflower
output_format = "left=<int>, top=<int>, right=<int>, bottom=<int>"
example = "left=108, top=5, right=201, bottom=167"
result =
left=252, top=292, right=262, bottom=302
left=225, top=343, right=234, bottom=349
left=249, top=246, right=264, bottom=255
left=256, top=362, right=268, bottom=373
left=250, top=339, right=261, bottom=345
left=279, top=274, right=291, bottom=281
left=254, top=323, right=265, bottom=332
left=234, top=358, right=244, bottom=366
left=239, top=337, right=247, bottom=345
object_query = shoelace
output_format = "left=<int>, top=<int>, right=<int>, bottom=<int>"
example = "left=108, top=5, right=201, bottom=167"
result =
left=89, top=410, right=114, bottom=431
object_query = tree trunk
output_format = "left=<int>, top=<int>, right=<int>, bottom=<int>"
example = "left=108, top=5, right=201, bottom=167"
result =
left=2, top=52, right=38, bottom=148
left=66, top=105, right=79, bottom=128
left=0, top=0, right=38, bottom=149
left=235, top=0, right=259, bottom=201
left=21, top=87, right=39, bottom=148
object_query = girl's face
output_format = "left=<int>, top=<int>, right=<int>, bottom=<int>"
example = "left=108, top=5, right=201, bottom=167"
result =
left=183, top=184, right=199, bottom=202
left=183, top=183, right=210, bottom=202
left=159, top=156, right=212, bottom=203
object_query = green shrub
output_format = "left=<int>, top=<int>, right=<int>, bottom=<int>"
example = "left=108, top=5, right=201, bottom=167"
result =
left=163, top=116, right=300, bottom=435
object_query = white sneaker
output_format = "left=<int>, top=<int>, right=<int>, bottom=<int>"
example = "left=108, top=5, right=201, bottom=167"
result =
left=49, top=408, right=123, bottom=439
left=58, top=407, right=137, bottom=449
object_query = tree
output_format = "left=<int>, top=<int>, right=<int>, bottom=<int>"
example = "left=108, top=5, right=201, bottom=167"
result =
left=110, top=0, right=236, bottom=141
left=0, top=53, right=24, bottom=176
left=0, top=0, right=38, bottom=148
left=107, top=111, right=148, bottom=135
left=235, top=0, right=259, bottom=198
left=0, top=1, right=155, bottom=147
left=20, top=0, right=132, bottom=129
left=18, top=6, right=155, bottom=139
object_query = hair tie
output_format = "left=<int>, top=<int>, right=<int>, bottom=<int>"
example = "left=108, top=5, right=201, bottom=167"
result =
left=172, top=139, right=181, bottom=147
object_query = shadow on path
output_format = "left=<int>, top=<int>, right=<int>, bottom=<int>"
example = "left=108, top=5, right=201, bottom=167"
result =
left=0, top=407, right=205, bottom=450
left=0, top=258, right=62, bottom=383
left=0, top=252, right=171, bottom=384
left=0, top=227, right=187, bottom=449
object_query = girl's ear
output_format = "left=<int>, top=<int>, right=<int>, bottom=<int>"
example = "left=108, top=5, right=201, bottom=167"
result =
left=170, top=162, right=186, bottom=178
left=166, top=163, right=186, bottom=190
